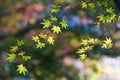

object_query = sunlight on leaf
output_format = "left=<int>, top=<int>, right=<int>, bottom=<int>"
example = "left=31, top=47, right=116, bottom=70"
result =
left=32, top=36, right=39, bottom=42
left=102, top=37, right=113, bottom=49
left=51, top=26, right=61, bottom=34
left=6, top=53, right=16, bottom=62
left=47, top=36, right=55, bottom=45
left=50, top=15, right=58, bottom=21
left=81, top=39, right=88, bottom=46
left=22, top=56, right=31, bottom=61
left=18, top=51, right=25, bottom=56
left=10, top=46, right=18, bottom=52
left=41, top=19, right=51, bottom=28
left=36, top=42, right=45, bottom=48
left=59, top=19, right=68, bottom=29
left=80, top=54, right=87, bottom=61
left=39, top=33, right=47, bottom=39
left=16, top=40, right=24, bottom=47
left=17, top=64, right=27, bottom=75
left=50, top=4, right=61, bottom=13
left=81, top=1, right=87, bottom=9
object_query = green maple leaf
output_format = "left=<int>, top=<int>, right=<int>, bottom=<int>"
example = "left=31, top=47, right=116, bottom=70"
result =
left=16, top=64, right=27, bottom=75
left=106, top=7, right=114, bottom=13
left=102, top=37, right=113, bottom=49
left=104, top=37, right=112, bottom=44
left=22, top=56, right=31, bottom=61
left=81, top=39, right=88, bottom=46
left=77, top=48, right=85, bottom=54
left=51, top=26, right=61, bottom=34
left=59, top=19, right=68, bottom=29
left=80, top=54, right=87, bottom=61
left=97, top=14, right=105, bottom=22
left=50, top=15, right=58, bottom=21
left=18, top=51, right=25, bottom=56
left=88, top=3, right=95, bottom=8
left=47, top=36, right=54, bottom=45
left=81, top=1, right=87, bottom=9
left=50, top=5, right=61, bottom=13
left=39, top=33, right=47, bottom=39
left=10, top=46, right=18, bottom=52
left=32, top=36, right=39, bottom=42
left=16, top=40, right=24, bottom=47
left=6, top=53, right=16, bottom=62
left=36, top=42, right=45, bottom=48
left=41, top=19, right=51, bottom=28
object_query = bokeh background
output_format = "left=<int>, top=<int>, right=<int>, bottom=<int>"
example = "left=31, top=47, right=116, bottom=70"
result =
left=0, top=0, right=120, bottom=80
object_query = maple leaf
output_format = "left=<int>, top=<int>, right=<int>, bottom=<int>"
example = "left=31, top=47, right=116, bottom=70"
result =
left=81, top=39, right=88, bottom=46
left=84, top=46, right=93, bottom=51
left=32, top=36, right=39, bottom=42
left=47, top=36, right=54, bottom=45
left=106, top=7, right=114, bottom=13
left=59, top=19, right=68, bottom=29
left=41, top=19, right=51, bottom=28
left=39, top=33, right=47, bottom=39
left=16, top=64, right=27, bottom=75
left=102, top=37, right=113, bottom=49
left=88, top=38, right=95, bottom=44
left=104, top=37, right=112, bottom=44
left=50, top=4, right=61, bottom=13
left=81, top=1, right=87, bottom=9
left=76, top=48, right=85, bottom=54
left=51, top=26, right=61, bottom=34
left=80, top=54, right=87, bottom=61
left=88, top=38, right=99, bottom=44
left=6, top=53, right=16, bottom=62
left=22, top=56, right=31, bottom=61
left=88, top=3, right=95, bottom=8
left=96, top=22, right=100, bottom=27
left=18, top=51, right=25, bottom=56
left=50, top=15, right=57, bottom=21
left=36, top=42, right=45, bottom=49
left=97, top=14, right=105, bottom=22
left=16, top=40, right=24, bottom=47
left=10, top=46, right=18, bottom=52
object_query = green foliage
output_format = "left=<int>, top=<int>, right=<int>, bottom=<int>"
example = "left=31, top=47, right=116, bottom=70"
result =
left=76, top=37, right=113, bottom=60
left=81, top=1, right=88, bottom=9
left=10, top=46, right=18, bottom=52
left=18, top=51, right=25, bottom=56
left=36, top=42, right=45, bottom=48
left=6, top=53, right=16, bottom=62
left=6, top=40, right=31, bottom=75
left=47, top=36, right=55, bottom=45
left=16, top=64, right=27, bottom=75
left=80, top=54, right=87, bottom=61
left=16, top=40, right=24, bottom=46
left=22, top=56, right=31, bottom=61
left=102, top=37, right=113, bottom=49
left=39, top=33, right=47, bottom=38
left=97, top=7, right=116, bottom=23
left=32, top=36, right=39, bottom=42
left=59, top=19, right=68, bottom=29
left=41, top=19, right=51, bottom=28
left=50, top=15, right=58, bottom=21
left=6, top=1, right=119, bottom=75
left=80, top=0, right=118, bottom=27
left=50, top=4, right=61, bottom=13
left=51, top=26, right=61, bottom=34
left=97, top=13, right=116, bottom=23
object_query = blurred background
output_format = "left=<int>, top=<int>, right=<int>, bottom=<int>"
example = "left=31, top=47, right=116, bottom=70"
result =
left=0, top=0, right=120, bottom=80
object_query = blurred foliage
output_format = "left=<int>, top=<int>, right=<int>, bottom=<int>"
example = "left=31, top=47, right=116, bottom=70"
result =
left=0, top=0, right=120, bottom=80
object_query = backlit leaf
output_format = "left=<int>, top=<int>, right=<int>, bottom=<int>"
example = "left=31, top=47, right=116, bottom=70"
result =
left=51, top=26, right=61, bottom=34
left=17, top=64, right=27, bottom=75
